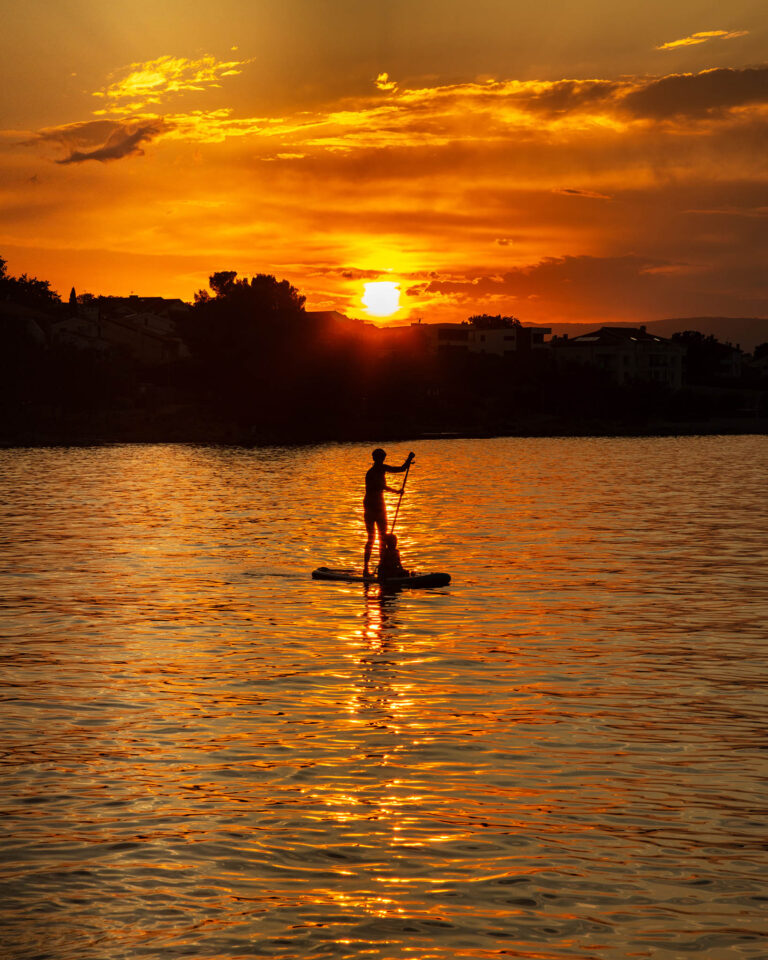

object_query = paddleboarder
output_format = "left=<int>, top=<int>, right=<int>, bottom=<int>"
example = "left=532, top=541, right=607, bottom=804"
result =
left=363, top=448, right=414, bottom=578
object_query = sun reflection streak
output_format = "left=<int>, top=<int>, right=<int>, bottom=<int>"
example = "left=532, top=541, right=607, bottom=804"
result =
left=305, top=585, right=457, bottom=913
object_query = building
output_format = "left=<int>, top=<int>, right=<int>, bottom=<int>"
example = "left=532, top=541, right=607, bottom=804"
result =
left=98, top=311, right=188, bottom=364
left=551, top=326, right=684, bottom=389
left=413, top=319, right=551, bottom=357
left=0, top=300, right=48, bottom=345
left=50, top=291, right=190, bottom=364
left=749, top=350, right=768, bottom=381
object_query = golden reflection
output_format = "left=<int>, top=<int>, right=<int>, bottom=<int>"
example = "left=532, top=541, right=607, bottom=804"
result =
left=302, top=585, right=444, bottom=918
left=346, top=586, right=417, bottom=736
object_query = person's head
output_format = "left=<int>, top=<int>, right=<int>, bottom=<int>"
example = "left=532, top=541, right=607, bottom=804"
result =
left=384, top=533, right=398, bottom=549
left=371, top=448, right=386, bottom=463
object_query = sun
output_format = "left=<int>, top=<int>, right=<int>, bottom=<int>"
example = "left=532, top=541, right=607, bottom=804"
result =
left=361, top=281, right=401, bottom=317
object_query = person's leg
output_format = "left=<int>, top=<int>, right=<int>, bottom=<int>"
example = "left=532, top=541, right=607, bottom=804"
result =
left=375, top=514, right=387, bottom=569
left=363, top=515, right=376, bottom=575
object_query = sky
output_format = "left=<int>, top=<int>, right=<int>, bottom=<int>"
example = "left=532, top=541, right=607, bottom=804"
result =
left=1, top=0, right=766, bottom=326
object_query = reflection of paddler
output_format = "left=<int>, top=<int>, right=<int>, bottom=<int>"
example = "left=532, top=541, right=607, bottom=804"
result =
left=363, top=448, right=414, bottom=578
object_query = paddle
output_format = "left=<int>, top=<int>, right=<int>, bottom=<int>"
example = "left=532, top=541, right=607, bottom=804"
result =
left=389, top=455, right=413, bottom=535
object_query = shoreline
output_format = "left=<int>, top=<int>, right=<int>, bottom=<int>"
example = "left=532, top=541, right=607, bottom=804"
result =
left=2, top=416, right=766, bottom=449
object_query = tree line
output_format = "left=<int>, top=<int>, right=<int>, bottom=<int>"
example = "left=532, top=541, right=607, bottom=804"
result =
left=1, top=258, right=766, bottom=443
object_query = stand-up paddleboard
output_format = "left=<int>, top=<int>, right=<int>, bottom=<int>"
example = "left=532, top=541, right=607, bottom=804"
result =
left=312, top=566, right=451, bottom=589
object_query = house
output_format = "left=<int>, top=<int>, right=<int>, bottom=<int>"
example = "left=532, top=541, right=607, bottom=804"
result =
left=413, top=319, right=551, bottom=357
left=551, top=326, right=684, bottom=389
left=750, top=351, right=768, bottom=380
left=0, top=300, right=49, bottom=346
left=98, top=312, right=188, bottom=364
left=51, top=291, right=190, bottom=363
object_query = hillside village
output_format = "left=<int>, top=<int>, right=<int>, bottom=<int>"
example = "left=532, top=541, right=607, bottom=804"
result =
left=2, top=262, right=767, bottom=444
left=8, top=291, right=765, bottom=385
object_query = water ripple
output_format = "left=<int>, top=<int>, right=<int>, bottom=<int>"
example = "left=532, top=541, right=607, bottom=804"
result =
left=1, top=436, right=767, bottom=958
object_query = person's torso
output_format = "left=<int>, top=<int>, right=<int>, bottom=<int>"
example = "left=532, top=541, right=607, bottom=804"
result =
left=364, top=464, right=386, bottom=500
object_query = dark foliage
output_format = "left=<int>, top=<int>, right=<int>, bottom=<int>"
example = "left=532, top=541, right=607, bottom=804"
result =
left=465, top=314, right=520, bottom=329
left=0, top=256, right=61, bottom=310
left=671, top=330, right=739, bottom=384
left=1, top=254, right=766, bottom=443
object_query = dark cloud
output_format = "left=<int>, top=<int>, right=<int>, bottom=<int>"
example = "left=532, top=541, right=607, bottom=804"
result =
left=555, top=188, right=613, bottom=200
left=418, top=254, right=768, bottom=322
left=27, top=119, right=122, bottom=148
left=621, top=66, right=768, bottom=118
left=517, top=79, right=619, bottom=114
left=421, top=255, right=681, bottom=300
left=306, top=266, right=388, bottom=281
left=56, top=120, right=168, bottom=164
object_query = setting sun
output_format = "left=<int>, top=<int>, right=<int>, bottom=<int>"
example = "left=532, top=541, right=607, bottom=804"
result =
left=361, top=281, right=401, bottom=318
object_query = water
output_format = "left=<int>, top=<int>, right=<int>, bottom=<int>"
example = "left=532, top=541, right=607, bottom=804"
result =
left=1, top=436, right=766, bottom=959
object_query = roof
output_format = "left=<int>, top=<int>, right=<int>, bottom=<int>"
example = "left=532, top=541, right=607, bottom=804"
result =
left=565, top=326, right=676, bottom=346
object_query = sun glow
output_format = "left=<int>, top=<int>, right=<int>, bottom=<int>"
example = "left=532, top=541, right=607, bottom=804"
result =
left=362, top=281, right=401, bottom=317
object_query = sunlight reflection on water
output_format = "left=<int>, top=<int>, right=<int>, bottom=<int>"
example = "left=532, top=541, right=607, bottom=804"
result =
left=1, top=436, right=767, bottom=959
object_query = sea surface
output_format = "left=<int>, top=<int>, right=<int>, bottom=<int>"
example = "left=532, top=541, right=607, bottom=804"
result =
left=1, top=436, right=766, bottom=960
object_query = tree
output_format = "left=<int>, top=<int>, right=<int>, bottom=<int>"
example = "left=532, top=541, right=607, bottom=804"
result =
left=181, top=271, right=312, bottom=420
left=192, top=271, right=305, bottom=314
left=465, top=314, right=520, bottom=329
left=671, top=330, right=739, bottom=384
left=0, top=254, right=61, bottom=309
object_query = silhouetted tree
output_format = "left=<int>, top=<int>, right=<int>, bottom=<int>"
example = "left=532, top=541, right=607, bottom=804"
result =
left=181, top=271, right=317, bottom=424
left=191, top=271, right=305, bottom=313
left=0, top=255, right=61, bottom=309
left=465, top=314, right=520, bottom=329
left=671, top=330, right=739, bottom=384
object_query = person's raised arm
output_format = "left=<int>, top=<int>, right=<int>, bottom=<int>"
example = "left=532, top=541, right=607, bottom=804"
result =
left=384, top=451, right=415, bottom=474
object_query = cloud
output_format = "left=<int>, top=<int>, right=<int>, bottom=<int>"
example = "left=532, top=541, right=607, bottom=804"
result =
left=140, top=65, right=768, bottom=156
left=92, top=54, right=248, bottom=114
left=620, top=66, right=768, bottom=118
left=656, top=30, right=749, bottom=51
left=554, top=188, right=613, bottom=199
left=25, top=64, right=768, bottom=170
left=55, top=120, right=168, bottom=164
left=685, top=205, right=768, bottom=218
left=6, top=55, right=766, bottom=327
left=304, top=265, right=389, bottom=281
left=29, top=119, right=127, bottom=149
left=407, top=254, right=768, bottom=322
left=375, top=72, right=398, bottom=92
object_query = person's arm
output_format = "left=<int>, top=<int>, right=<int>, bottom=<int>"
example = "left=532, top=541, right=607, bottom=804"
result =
left=384, top=451, right=415, bottom=474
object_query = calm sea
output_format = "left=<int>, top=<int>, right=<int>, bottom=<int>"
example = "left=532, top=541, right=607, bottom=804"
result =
left=1, top=436, right=766, bottom=959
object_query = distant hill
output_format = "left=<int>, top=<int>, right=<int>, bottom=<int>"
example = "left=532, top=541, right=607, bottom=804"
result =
left=650, top=318, right=768, bottom=352
left=531, top=317, right=768, bottom=353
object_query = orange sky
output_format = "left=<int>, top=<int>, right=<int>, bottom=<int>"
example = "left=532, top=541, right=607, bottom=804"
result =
left=1, top=0, right=766, bottom=326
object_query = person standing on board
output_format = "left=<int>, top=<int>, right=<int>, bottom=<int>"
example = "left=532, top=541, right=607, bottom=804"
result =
left=363, top=448, right=414, bottom=578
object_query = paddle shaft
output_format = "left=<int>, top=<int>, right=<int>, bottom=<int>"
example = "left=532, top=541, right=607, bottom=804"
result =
left=389, top=459, right=412, bottom=535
